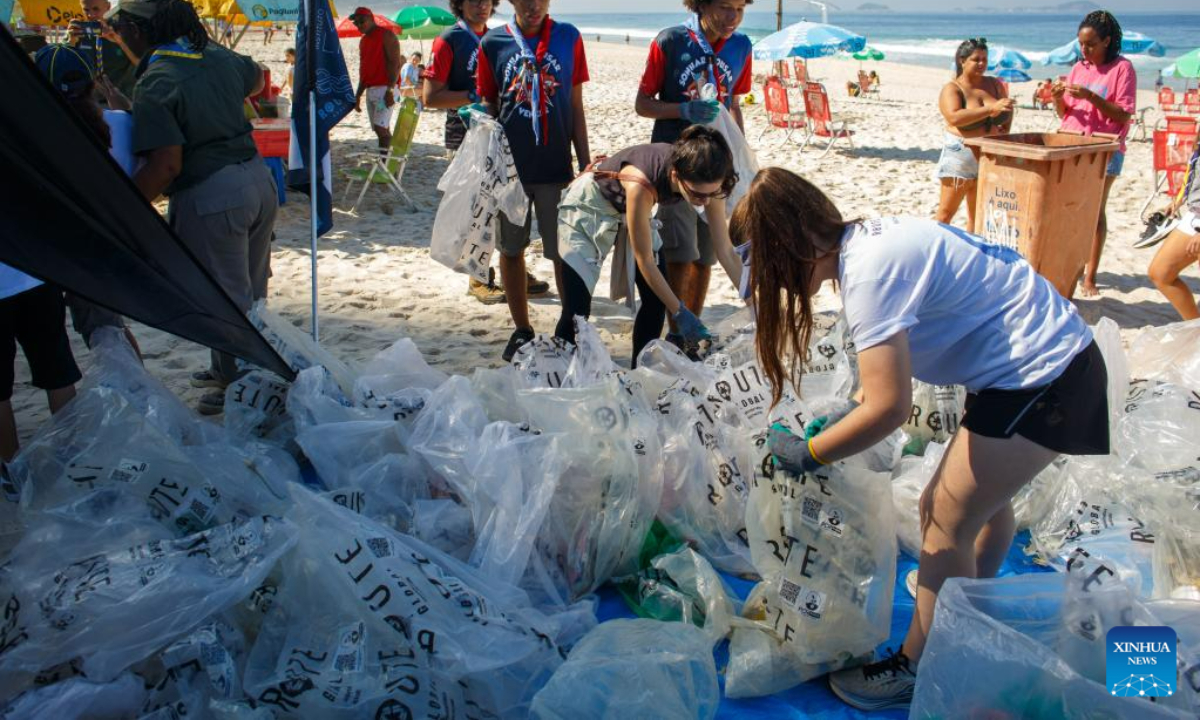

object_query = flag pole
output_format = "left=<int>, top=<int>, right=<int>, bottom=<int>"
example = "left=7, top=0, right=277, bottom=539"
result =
left=307, top=0, right=319, bottom=342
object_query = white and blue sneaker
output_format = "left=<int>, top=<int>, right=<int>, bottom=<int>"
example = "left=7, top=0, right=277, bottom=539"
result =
left=828, top=647, right=917, bottom=711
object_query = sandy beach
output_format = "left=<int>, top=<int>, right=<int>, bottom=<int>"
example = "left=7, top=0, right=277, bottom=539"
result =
left=8, top=33, right=1197, bottom=440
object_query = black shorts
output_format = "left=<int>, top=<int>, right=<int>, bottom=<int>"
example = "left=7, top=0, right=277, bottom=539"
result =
left=1, top=284, right=81, bottom=401
left=961, top=341, right=1110, bottom=455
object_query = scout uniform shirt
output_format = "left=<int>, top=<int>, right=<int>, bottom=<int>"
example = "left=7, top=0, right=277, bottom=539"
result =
left=130, top=41, right=261, bottom=195
left=638, top=24, right=752, bottom=144
left=423, top=22, right=486, bottom=148
left=476, top=18, right=588, bottom=186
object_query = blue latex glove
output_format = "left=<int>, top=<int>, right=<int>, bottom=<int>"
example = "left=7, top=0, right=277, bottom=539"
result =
left=679, top=99, right=720, bottom=125
left=673, top=306, right=711, bottom=345
left=768, top=422, right=825, bottom=475
left=457, top=102, right=489, bottom=128
left=805, top=400, right=860, bottom=439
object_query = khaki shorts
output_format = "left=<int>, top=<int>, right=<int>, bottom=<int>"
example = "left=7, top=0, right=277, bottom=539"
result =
left=498, top=183, right=567, bottom=262
left=656, top=199, right=715, bottom=266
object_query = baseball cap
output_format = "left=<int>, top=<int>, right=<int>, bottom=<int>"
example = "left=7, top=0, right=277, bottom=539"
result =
left=104, top=0, right=159, bottom=21
left=349, top=6, right=373, bottom=20
left=33, top=44, right=95, bottom=98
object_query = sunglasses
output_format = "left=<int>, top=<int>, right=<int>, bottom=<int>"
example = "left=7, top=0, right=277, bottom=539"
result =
left=967, top=37, right=987, bottom=48
left=679, top=179, right=730, bottom=203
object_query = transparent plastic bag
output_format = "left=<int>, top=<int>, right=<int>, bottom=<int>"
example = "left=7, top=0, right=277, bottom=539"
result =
left=617, top=546, right=740, bottom=643
left=408, top=376, right=491, bottom=496
left=891, top=441, right=946, bottom=558
left=702, top=87, right=758, bottom=222
left=14, top=387, right=290, bottom=536
left=249, top=302, right=356, bottom=398
left=742, top=459, right=897, bottom=666
left=513, top=335, right=575, bottom=389
left=724, top=622, right=863, bottom=699
left=0, top=671, right=145, bottom=720
left=1092, top=317, right=1130, bottom=427
left=0, top=516, right=297, bottom=700
left=1115, top=380, right=1200, bottom=474
left=911, top=573, right=1198, bottom=719
left=514, top=377, right=663, bottom=602
left=562, top=318, right=617, bottom=389
left=430, top=113, right=528, bottom=282
left=1031, top=456, right=1158, bottom=597
left=244, top=487, right=563, bottom=719
left=529, top=619, right=719, bottom=720
left=223, top=370, right=293, bottom=445
left=1127, top=317, right=1200, bottom=391
left=903, top=382, right=964, bottom=455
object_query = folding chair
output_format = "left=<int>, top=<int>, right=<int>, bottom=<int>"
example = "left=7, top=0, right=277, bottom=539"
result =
left=757, top=75, right=806, bottom=144
left=800, top=81, right=854, bottom=158
left=792, top=58, right=809, bottom=86
left=1158, top=87, right=1179, bottom=114
left=342, top=96, right=421, bottom=212
left=774, top=59, right=795, bottom=88
left=1140, top=115, right=1198, bottom=217
left=1185, top=89, right=1200, bottom=116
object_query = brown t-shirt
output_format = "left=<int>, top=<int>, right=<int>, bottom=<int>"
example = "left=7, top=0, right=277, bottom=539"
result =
left=595, top=143, right=681, bottom=214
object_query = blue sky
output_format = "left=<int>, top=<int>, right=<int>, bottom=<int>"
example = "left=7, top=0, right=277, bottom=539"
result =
left=548, top=0, right=1199, bottom=12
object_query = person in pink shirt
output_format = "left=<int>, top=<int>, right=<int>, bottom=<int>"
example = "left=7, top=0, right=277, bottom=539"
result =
left=1052, top=10, right=1136, bottom=298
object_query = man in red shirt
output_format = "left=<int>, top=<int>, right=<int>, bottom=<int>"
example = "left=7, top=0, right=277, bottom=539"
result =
left=351, top=7, right=401, bottom=154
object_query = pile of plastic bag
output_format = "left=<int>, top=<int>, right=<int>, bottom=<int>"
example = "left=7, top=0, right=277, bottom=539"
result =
left=2, top=306, right=1198, bottom=718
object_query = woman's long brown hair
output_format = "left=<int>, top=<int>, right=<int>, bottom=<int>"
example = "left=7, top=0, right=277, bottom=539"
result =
left=729, top=168, right=851, bottom=406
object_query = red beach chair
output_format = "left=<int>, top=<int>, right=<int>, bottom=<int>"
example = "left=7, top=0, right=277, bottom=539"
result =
left=759, top=76, right=806, bottom=144
left=801, top=82, right=854, bottom=157
left=1141, top=115, right=1198, bottom=217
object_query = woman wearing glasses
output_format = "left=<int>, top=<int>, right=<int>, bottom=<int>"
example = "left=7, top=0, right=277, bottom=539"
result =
left=935, top=38, right=1014, bottom=233
left=554, top=125, right=744, bottom=365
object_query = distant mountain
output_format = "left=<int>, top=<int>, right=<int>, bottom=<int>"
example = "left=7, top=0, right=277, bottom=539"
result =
left=857, top=2, right=891, bottom=10
left=967, top=1, right=1098, bottom=12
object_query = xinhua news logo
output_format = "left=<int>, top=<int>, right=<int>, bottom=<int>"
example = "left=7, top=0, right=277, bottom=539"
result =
left=1107, top=626, right=1177, bottom=698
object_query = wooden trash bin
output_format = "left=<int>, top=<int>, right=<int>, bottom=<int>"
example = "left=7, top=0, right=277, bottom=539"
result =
left=964, top=132, right=1118, bottom=298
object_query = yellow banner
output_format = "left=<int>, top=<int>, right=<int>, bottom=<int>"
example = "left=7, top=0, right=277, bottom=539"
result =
left=17, top=0, right=85, bottom=26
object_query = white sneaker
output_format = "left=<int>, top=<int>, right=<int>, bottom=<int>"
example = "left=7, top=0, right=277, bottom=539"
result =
left=905, top=567, right=919, bottom=599
left=1134, top=212, right=1179, bottom=249
left=828, top=647, right=917, bottom=711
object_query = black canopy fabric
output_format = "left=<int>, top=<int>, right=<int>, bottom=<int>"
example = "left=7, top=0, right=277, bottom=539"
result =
left=0, top=30, right=294, bottom=380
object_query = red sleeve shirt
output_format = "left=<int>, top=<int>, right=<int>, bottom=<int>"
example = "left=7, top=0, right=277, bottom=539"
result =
left=476, top=48, right=497, bottom=102
left=638, top=41, right=666, bottom=97
left=732, top=55, right=752, bottom=96
left=423, top=36, right=451, bottom=82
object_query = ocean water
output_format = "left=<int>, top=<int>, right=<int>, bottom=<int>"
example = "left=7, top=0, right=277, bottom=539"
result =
left=357, top=4, right=1198, bottom=91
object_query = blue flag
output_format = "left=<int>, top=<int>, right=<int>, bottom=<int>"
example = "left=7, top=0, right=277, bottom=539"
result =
left=288, top=0, right=354, bottom=236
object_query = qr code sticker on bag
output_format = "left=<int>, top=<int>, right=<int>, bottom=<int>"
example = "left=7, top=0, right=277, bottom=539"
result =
left=366, top=537, right=393, bottom=559
left=780, top=578, right=802, bottom=606
left=802, top=497, right=822, bottom=525
left=110, top=459, right=148, bottom=484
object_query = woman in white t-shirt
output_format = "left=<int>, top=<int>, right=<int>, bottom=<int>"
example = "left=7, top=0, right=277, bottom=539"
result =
left=730, top=168, right=1109, bottom=712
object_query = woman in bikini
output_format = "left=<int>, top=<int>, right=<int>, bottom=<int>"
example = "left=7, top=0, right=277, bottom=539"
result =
left=554, top=125, right=743, bottom=365
left=935, top=38, right=1015, bottom=233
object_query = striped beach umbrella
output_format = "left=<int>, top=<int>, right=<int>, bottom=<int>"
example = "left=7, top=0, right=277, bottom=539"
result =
left=1042, top=32, right=1166, bottom=66
left=752, top=20, right=866, bottom=61
left=994, top=68, right=1032, bottom=83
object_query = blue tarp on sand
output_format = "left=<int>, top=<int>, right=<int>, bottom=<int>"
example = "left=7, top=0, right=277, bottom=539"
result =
left=595, top=532, right=1052, bottom=719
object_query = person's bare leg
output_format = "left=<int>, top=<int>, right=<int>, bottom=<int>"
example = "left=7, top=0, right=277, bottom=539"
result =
left=0, top=400, right=16, bottom=462
left=964, top=180, right=978, bottom=234
left=665, top=261, right=690, bottom=332
left=902, top=429, right=1057, bottom=662
left=683, top=262, right=712, bottom=315
left=973, top=502, right=1015, bottom=579
left=46, top=385, right=75, bottom=414
left=500, top=254, right=531, bottom=331
left=1148, top=228, right=1200, bottom=320
left=935, top=178, right=969, bottom=228
left=372, top=124, right=391, bottom=154
left=1080, top=175, right=1117, bottom=298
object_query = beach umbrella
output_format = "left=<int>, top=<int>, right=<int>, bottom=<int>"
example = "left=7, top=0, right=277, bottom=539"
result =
left=994, top=68, right=1032, bottom=83
left=395, top=22, right=448, bottom=41
left=752, top=20, right=866, bottom=61
left=1174, top=48, right=1200, bottom=78
left=335, top=14, right=400, bottom=38
left=852, top=46, right=884, bottom=61
left=987, top=46, right=1031, bottom=71
left=391, top=5, right=454, bottom=29
left=1041, top=32, right=1166, bottom=66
